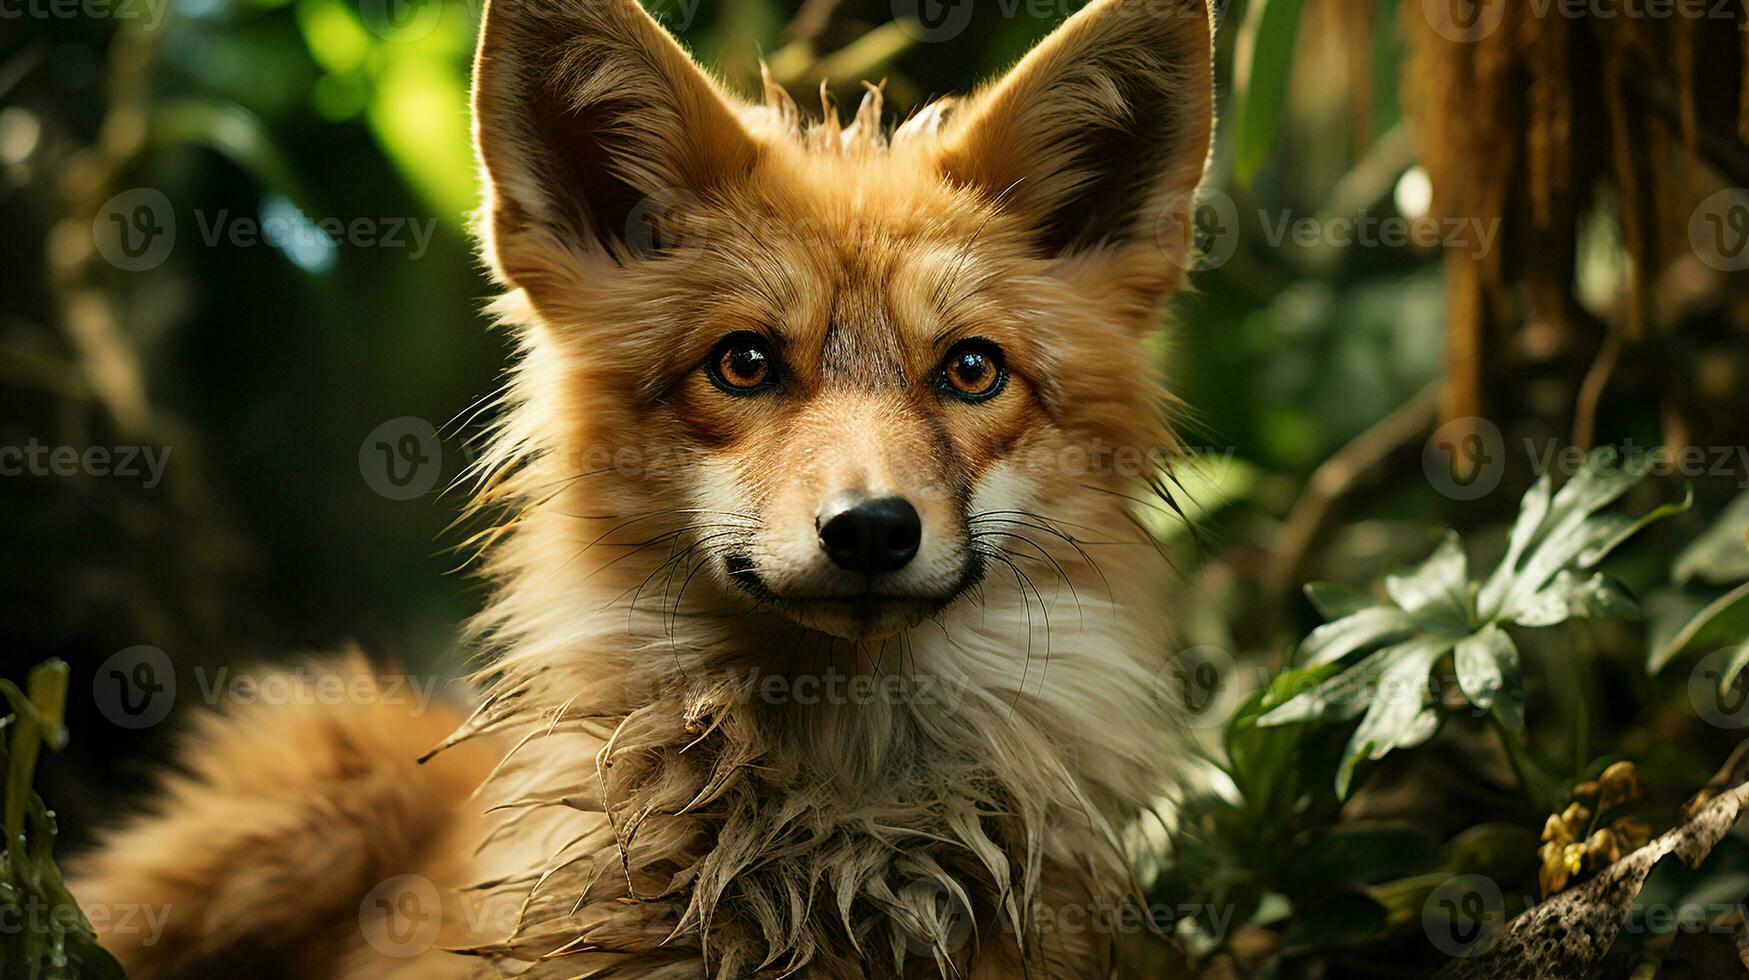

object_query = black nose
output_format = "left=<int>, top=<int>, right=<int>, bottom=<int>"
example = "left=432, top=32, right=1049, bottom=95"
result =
left=817, top=495, right=921, bottom=574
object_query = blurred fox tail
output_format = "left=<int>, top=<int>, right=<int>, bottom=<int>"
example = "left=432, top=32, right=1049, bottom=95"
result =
left=70, top=654, right=495, bottom=980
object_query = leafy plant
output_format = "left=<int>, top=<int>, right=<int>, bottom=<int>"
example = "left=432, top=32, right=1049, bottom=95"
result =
left=0, top=661, right=125, bottom=980
left=1258, top=450, right=1690, bottom=797
left=1648, top=492, right=1749, bottom=693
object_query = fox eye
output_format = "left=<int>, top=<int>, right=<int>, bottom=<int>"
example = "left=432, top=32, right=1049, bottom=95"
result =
left=708, top=333, right=778, bottom=394
left=937, top=339, right=1006, bottom=402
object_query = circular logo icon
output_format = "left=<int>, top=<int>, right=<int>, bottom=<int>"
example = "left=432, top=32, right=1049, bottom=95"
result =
left=1689, top=647, right=1749, bottom=729
left=896, top=878, right=973, bottom=960
left=1154, top=645, right=1238, bottom=730
left=359, top=417, right=443, bottom=500
left=891, top=0, right=974, bottom=43
left=1423, top=874, right=1505, bottom=958
left=360, top=874, right=443, bottom=957
left=93, top=188, right=175, bottom=272
left=92, top=645, right=175, bottom=730
left=1688, top=188, right=1749, bottom=273
left=1423, top=416, right=1505, bottom=501
left=624, top=186, right=705, bottom=260
left=1422, top=0, right=1506, bottom=43
left=1157, top=187, right=1239, bottom=272
left=358, top=0, right=444, bottom=42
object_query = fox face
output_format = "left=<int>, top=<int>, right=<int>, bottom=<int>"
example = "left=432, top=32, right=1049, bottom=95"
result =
left=472, top=0, right=1214, bottom=644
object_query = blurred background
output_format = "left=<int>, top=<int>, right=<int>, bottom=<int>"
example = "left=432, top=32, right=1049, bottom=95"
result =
left=5, top=0, right=1749, bottom=975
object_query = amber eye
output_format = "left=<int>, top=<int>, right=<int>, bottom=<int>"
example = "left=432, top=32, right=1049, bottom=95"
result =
left=938, top=339, right=1006, bottom=402
left=708, top=333, right=778, bottom=394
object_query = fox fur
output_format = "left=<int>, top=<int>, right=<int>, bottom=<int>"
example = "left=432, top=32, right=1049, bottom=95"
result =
left=74, top=0, right=1216, bottom=976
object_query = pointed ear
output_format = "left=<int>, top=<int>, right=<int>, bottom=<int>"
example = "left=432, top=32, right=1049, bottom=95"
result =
left=937, top=0, right=1215, bottom=267
left=471, top=0, right=757, bottom=289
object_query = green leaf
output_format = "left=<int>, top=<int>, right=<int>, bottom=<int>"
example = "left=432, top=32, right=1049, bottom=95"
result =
left=1454, top=623, right=1523, bottom=730
left=1479, top=449, right=1660, bottom=619
left=1298, top=606, right=1424, bottom=666
left=1262, top=642, right=1425, bottom=725
left=1336, top=639, right=1452, bottom=796
left=1232, top=0, right=1309, bottom=185
left=1577, top=483, right=1692, bottom=568
left=1477, top=471, right=1554, bottom=616
left=1649, top=582, right=1749, bottom=675
left=1673, top=492, right=1749, bottom=585
left=1384, top=530, right=1470, bottom=618
left=1510, top=569, right=1641, bottom=628
left=1304, top=581, right=1377, bottom=621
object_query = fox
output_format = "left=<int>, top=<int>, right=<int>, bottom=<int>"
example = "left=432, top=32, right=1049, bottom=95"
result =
left=73, top=0, right=1216, bottom=976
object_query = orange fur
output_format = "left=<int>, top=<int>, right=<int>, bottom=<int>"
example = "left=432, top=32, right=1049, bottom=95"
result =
left=74, top=1, right=1216, bottom=976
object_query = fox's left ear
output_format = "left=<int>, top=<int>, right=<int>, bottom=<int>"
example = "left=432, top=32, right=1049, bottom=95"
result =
left=938, top=0, right=1215, bottom=273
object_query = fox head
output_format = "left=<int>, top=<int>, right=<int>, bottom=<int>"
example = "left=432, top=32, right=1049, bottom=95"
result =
left=469, top=0, right=1214, bottom=648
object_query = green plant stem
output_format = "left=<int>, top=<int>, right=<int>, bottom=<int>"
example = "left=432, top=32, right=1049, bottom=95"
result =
left=1490, top=712, right=1559, bottom=814
left=3, top=662, right=69, bottom=876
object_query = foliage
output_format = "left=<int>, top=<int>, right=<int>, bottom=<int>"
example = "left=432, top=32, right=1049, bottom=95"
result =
left=0, top=661, right=124, bottom=979
left=1259, top=450, right=1691, bottom=798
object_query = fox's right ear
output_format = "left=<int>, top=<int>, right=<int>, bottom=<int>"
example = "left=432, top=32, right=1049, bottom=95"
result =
left=471, top=0, right=756, bottom=295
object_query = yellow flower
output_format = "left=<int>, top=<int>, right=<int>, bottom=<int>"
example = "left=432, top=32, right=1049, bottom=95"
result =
left=1584, top=828, right=1621, bottom=865
left=1598, top=761, right=1642, bottom=809
left=1541, top=814, right=1573, bottom=845
left=1538, top=841, right=1570, bottom=896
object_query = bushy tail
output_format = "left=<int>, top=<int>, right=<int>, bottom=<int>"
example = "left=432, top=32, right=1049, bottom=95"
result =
left=70, top=655, right=495, bottom=980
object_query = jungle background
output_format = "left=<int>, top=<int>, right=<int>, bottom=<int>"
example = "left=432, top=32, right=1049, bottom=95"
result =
left=4, top=0, right=1749, bottom=976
